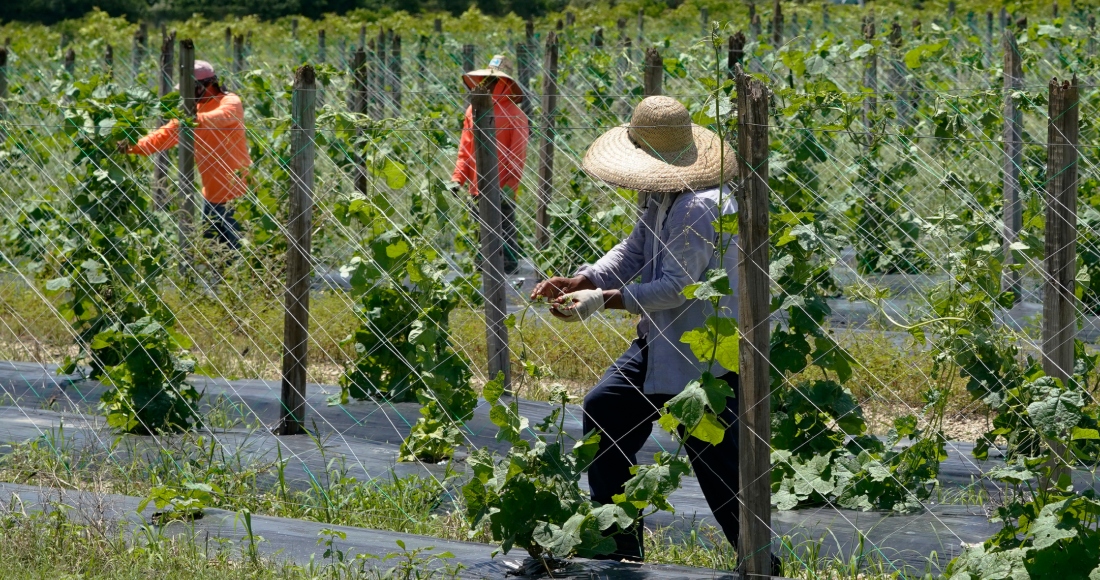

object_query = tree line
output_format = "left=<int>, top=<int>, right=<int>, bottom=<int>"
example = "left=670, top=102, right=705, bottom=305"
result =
left=0, top=0, right=574, bottom=25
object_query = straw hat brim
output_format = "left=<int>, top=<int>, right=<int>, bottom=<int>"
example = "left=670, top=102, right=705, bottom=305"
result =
left=582, top=124, right=737, bottom=192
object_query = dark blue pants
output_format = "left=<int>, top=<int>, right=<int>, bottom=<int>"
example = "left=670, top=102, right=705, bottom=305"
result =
left=202, top=201, right=240, bottom=249
left=583, top=339, right=741, bottom=559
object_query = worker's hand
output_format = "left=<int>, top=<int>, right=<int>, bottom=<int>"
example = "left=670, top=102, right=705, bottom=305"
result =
left=531, top=275, right=589, bottom=302
left=115, top=141, right=131, bottom=155
left=551, top=289, right=605, bottom=322
left=445, top=181, right=463, bottom=197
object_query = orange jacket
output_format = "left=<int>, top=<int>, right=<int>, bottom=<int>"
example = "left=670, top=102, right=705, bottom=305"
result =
left=130, top=92, right=252, bottom=204
left=451, top=84, right=529, bottom=196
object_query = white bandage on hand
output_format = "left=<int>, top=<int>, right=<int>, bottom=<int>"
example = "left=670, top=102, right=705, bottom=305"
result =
left=552, top=289, right=605, bottom=322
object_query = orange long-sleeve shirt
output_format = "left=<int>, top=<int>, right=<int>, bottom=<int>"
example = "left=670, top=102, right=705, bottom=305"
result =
left=130, top=92, right=252, bottom=204
left=451, top=85, right=529, bottom=196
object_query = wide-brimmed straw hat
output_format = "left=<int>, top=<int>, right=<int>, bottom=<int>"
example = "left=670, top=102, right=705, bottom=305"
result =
left=462, top=54, right=523, bottom=101
left=583, top=96, right=736, bottom=192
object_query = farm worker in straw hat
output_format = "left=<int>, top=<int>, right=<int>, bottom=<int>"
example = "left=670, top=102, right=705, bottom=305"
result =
left=531, top=96, right=777, bottom=572
left=124, top=60, right=252, bottom=249
left=448, top=54, right=529, bottom=274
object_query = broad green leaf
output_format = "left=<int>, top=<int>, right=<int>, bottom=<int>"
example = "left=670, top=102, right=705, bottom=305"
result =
left=689, top=412, right=727, bottom=445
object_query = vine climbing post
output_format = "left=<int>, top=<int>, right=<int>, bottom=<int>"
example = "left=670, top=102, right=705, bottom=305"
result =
left=233, top=34, right=244, bottom=79
left=177, top=39, right=196, bottom=263
left=735, top=67, right=772, bottom=579
left=639, top=46, right=662, bottom=213
left=352, top=47, right=368, bottom=195
left=280, top=65, right=317, bottom=436
left=1042, top=76, right=1078, bottom=484
left=318, top=29, right=326, bottom=64
left=1002, top=30, right=1023, bottom=302
left=462, top=43, right=475, bottom=73
left=862, top=18, right=877, bottom=128
left=536, top=32, right=558, bottom=251
left=727, top=32, right=745, bottom=79
left=153, top=31, right=174, bottom=210
left=0, top=47, right=8, bottom=130
left=131, top=26, right=145, bottom=81
left=471, top=77, right=511, bottom=393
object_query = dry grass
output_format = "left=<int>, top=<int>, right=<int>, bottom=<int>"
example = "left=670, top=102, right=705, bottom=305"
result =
left=0, top=278, right=992, bottom=433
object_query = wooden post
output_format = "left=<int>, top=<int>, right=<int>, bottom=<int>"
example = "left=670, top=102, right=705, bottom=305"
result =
left=280, top=65, right=317, bottom=437
left=1000, top=7, right=1008, bottom=30
left=63, top=48, right=75, bottom=76
left=643, top=47, right=662, bottom=96
left=377, top=29, right=388, bottom=117
left=233, top=34, right=244, bottom=78
left=1053, top=0, right=1059, bottom=18
left=518, top=20, right=534, bottom=118
left=888, top=21, right=908, bottom=122
left=735, top=65, right=772, bottom=580
left=728, top=32, right=746, bottom=78
left=823, top=2, right=830, bottom=29
left=947, top=0, right=957, bottom=22
left=153, top=31, right=174, bottom=210
left=637, top=8, right=644, bottom=43
left=862, top=18, right=877, bottom=128
left=566, top=11, right=575, bottom=28
left=1043, top=76, right=1078, bottom=485
left=225, top=26, right=232, bottom=59
left=751, top=13, right=762, bottom=40
left=772, top=0, right=783, bottom=45
left=291, top=18, right=299, bottom=41
left=462, top=44, right=475, bottom=73
left=132, top=27, right=146, bottom=81
left=1089, top=15, right=1096, bottom=56
left=593, top=26, right=604, bottom=48
left=178, top=39, right=197, bottom=267
left=352, top=48, right=368, bottom=195
left=471, top=77, right=511, bottom=392
left=433, top=18, right=442, bottom=34
left=1043, top=77, right=1079, bottom=366
left=105, top=44, right=113, bottom=77
left=536, top=33, right=558, bottom=251
left=986, top=10, right=994, bottom=46
left=391, top=34, right=402, bottom=113
left=1002, top=30, right=1023, bottom=302
left=0, top=48, right=8, bottom=133
left=359, top=25, right=366, bottom=50
left=318, top=29, right=326, bottom=64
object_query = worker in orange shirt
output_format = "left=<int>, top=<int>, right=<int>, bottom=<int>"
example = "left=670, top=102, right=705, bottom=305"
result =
left=448, top=55, right=529, bottom=274
left=125, top=60, right=252, bottom=249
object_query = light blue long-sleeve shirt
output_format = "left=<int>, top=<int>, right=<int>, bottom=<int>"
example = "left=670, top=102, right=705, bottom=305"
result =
left=576, top=186, right=739, bottom=395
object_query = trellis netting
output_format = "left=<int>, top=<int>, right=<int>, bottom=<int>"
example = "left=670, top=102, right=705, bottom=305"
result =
left=2, top=3, right=1100, bottom=578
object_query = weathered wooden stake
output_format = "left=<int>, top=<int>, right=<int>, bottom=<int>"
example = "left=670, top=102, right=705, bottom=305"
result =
left=1002, top=31, right=1023, bottom=302
left=728, top=32, right=746, bottom=78
left=888, top=21, right=909, bottom=122
left=318, top=29, right=326, bottom=64
left=593, top=26, right=604, bottom=48
left=105, top=44, right=113, bottom=77
left=359, top=25, right=366, bottom=50
left=643, top=47, right=662, bottom=96
left=153, top=31, right=174, bottom=210
left=862, top=18, right=877, bottom=128
left=433, top=18, right=442, bottom=34
left=233, top=34, right=244, bottom=78
left=0, top=48, right=8, bottom=133
left=735, top=65, right=772, bottom=580
left=518, top=20, right=534, bottom=118
left=536, top=33, right=558, bottom=250
left=462, top=43, right=475, bottom=73
left=1043, top=76, right=1078, bottom=486
left=291, top=18, right=299, bottom=41
left=377, top=29, right=388, bottom=117
left=279, top=65, right=317, bottom=437
left=751, top=13, right=762, bottom=39
left=471, top=77, right=511, bottom=392
left=63, top=48, right=75, bottom=76
left=132, top=27, right=146, bottom=81
left=566, top=11, right=575, bottom=28
left=391, top=34, right=402, bottom=113
left=772, top=0, right=783, bottom=45
left=225, top=26, right=232, bottom=59
left=352, top=48, right=368, bottom=195
left=178, top=39, right=197, bottom=266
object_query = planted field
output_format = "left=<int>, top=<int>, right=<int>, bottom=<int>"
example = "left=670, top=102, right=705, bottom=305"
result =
left=2, top=1, right=1100, bottom=578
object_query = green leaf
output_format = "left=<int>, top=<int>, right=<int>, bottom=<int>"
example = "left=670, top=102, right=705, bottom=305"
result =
left=679, top=316, right=739, bottom=370
left=45, top=277, right=72, bottom=291
left=482, top=372, right=506, bottom=403
left=683, top=269, right=731, bottom=300
left=689, top=412, right=727, bottom=445
left=1072, top=427, right=1100, bottom=440
left=385, top=240, right=409, bottom=258
left=1030, top=500, right=1078, bottom=549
